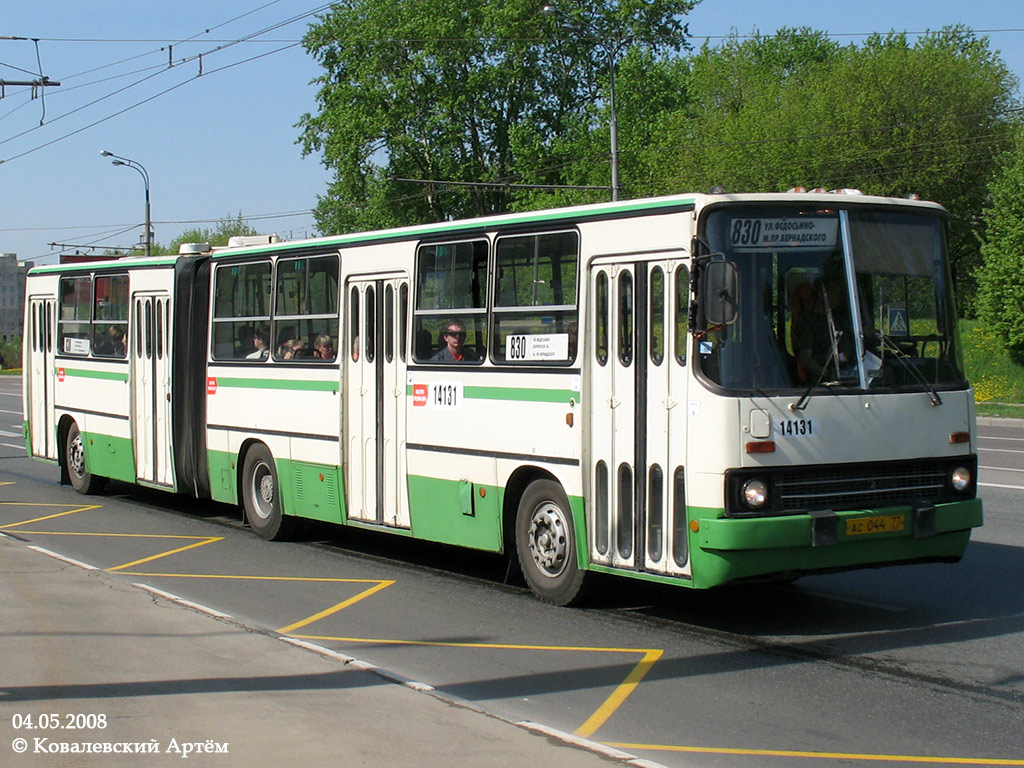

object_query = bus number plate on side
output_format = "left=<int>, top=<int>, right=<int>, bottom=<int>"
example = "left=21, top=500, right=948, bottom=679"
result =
left=845, top=515, right=905, bottom=536
left=776, top=418, right=816, bottom=438
left=428, top=382, right=463, bottom=410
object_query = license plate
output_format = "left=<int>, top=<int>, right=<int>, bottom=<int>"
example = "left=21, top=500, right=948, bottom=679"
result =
left=845, top=515, right=905, bottom=536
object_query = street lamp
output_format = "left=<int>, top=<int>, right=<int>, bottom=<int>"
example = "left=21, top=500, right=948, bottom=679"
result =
left=100, top=149, right=152, bottom=257
left=543, top=3, right=621, bottom=202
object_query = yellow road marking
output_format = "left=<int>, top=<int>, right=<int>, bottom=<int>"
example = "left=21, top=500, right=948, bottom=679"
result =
left=605, top=743, right=1024, bottom=765
left=575, top=649, right=662, bottom=738
left=106, top=537, right=223, bottom=571
left=112, top=572, right=392, bottom=584
left=11, top=531, right=215, bottom=539
left=0, top=504, right=100, bottom=528
left=276, top=581, right=396, bottom=634
left=291, top=630, right=660, bottom=737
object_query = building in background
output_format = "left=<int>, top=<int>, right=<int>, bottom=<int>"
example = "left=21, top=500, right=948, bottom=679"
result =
left=0, top=253, right=33, bottom=345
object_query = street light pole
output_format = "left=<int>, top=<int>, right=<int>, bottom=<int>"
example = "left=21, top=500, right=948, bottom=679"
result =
left=606, top=49, right=619, bottom=202
left=100, top=150, right=151, bottom=257
left=542, top=4, right=621, bottom=201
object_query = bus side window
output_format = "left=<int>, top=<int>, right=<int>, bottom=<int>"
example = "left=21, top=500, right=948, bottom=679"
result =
left=650, top=266, right=665, bottom=366
left=273, top=255, right=339, bottom=362
left=492, top=230, right=579, bottom=365
left=349, top=286, right=360, bottom=362
left=675, top=265, right=689, bottom=365
left=596, top=271, right=609, bottom=366
left=211, top=261, right=271, bottom=361
left=57, top=276, right=92, bottom=356
left=619, top=271, right=633, bottom=366
left=412, top=240, right=488, bottom=363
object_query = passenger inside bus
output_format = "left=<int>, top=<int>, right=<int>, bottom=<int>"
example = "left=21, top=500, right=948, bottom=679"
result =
left=246, top=330, right=270, bottom=360
left=431, top=319, right=478, bottom=362
left=313, top=334, right=335, bottom=361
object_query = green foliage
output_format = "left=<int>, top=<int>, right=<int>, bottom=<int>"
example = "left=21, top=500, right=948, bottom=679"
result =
left=0, top=338, right=21, bottom=371
left=960, top=319, right=1024, bottom=406
left=153, top=214, right=261, bottom=255
left=641, top=26, right=1019, bottom=314
left=299, top=8, right=1019, bottom=319
left=976, top=124, right=1024, bottom=361
left=298, top=0, right=696, bottom=233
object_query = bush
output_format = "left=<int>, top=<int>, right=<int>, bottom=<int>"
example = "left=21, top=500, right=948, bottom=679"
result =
left=976, top=124, right=1024, bottom=361
left=0, top=338, right=21, bottom=371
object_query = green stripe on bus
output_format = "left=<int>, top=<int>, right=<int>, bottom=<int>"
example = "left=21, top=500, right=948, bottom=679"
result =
left=405, top=384, right=579, bottom=403
left=31, top=256, right=179, bottom=274
left=465, top=386, right=578, bottom=403
left=56, top=367, right=130, bottom=382
left=214, top=377, right=338, bottom=392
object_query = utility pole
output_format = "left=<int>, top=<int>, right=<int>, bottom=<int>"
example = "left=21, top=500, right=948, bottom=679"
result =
left=1, top=37, right=61, bottom=122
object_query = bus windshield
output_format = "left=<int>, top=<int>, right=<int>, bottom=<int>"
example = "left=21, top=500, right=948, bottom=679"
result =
left=697, top=204, right=967, bottom=395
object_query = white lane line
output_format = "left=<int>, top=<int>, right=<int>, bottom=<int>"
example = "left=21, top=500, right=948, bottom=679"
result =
left=979, top=481, right=1024, bottom=491
left=131, top=583, right=234, bottom=620
left=26, top=545, right=98, bottom=571
left=798, top=589, right=909, bottom=613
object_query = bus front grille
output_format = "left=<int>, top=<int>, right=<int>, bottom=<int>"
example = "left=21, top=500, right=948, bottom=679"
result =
left=775, top=461, right=952, bottom=513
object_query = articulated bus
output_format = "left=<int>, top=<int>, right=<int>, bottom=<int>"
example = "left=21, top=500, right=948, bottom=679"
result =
left=22, top=191, right=982, bottom=604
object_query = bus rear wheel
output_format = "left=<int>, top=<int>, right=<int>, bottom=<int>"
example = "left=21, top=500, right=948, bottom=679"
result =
left=64, top=421, right=105, bottom=495
left=515, top=479, right=588, bottom=606
left=241, top=444, right=296, bottom=541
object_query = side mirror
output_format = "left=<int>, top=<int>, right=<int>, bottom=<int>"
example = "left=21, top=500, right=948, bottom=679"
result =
left=703, top=260, right=738, bottom=326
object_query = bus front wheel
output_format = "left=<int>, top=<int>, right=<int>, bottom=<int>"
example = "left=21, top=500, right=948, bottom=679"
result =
left=241, top=445, right=295, bottom=541
left=515, top=480, right=588, bottom=606
left=64, top=421, right=105, bottom=495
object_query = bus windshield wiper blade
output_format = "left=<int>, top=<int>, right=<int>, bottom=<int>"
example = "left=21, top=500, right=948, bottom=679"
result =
left=792, top=331, right=842, bottom=411
left=878, top=334, right=942, bottom=406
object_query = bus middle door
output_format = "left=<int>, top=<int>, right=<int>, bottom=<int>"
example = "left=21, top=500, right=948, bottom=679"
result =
left=344, top=274, right=410, bottom=528
left=131, top=292, right=174, bottom=488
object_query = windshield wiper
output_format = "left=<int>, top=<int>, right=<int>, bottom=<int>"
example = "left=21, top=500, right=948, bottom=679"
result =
left=791, top=331, right=842, bottom=411
left=792, top=284, right=844, bottom=411
left=878, top=333, right=942, bottom=406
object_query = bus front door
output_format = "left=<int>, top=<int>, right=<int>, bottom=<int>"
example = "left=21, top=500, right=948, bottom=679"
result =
left=344, top=275, right=410, bottom=528
left=27, top=297, right=57, bottom=460
left=131, top=292, right=174, bottom=488
left=588, top=257, right=691, bottom=578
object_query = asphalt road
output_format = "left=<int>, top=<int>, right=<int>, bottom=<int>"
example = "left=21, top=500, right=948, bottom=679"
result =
left=0, top=374, right=1021, bottom=768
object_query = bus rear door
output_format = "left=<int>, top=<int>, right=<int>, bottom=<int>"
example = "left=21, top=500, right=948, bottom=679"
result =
left=588, top=256, right=691, bottom=578
left=26, top=296, right=57, bottom=460
left=131, top=292, right=174, bottom=488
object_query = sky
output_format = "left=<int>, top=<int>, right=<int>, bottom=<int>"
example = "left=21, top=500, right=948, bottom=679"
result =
left=1, top=1, right=1021, bottom=266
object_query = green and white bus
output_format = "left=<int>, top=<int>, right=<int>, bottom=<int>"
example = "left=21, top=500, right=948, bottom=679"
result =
left=22, top=191, right=982, bottom=604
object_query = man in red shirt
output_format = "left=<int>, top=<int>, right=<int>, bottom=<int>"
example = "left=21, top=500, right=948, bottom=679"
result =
left=431, top=320, right=477, bottom=362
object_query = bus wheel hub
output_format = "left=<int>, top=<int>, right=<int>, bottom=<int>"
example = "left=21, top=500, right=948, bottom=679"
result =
left=528, top=504, right=567, bottom=578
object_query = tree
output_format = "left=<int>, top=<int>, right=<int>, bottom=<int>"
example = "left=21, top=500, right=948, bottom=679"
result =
left=153, top=214, right=260, bottom=255
left=298, top=0, right=695, bottom=234
left=976, top=123, right=1024, bottom=360
left=641, top=26, right=1019, bottom=313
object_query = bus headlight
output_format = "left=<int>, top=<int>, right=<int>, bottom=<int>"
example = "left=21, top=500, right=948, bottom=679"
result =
left=742, top=479, right=769, bottom=509
left=950, top=466, right=971, bottom=492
